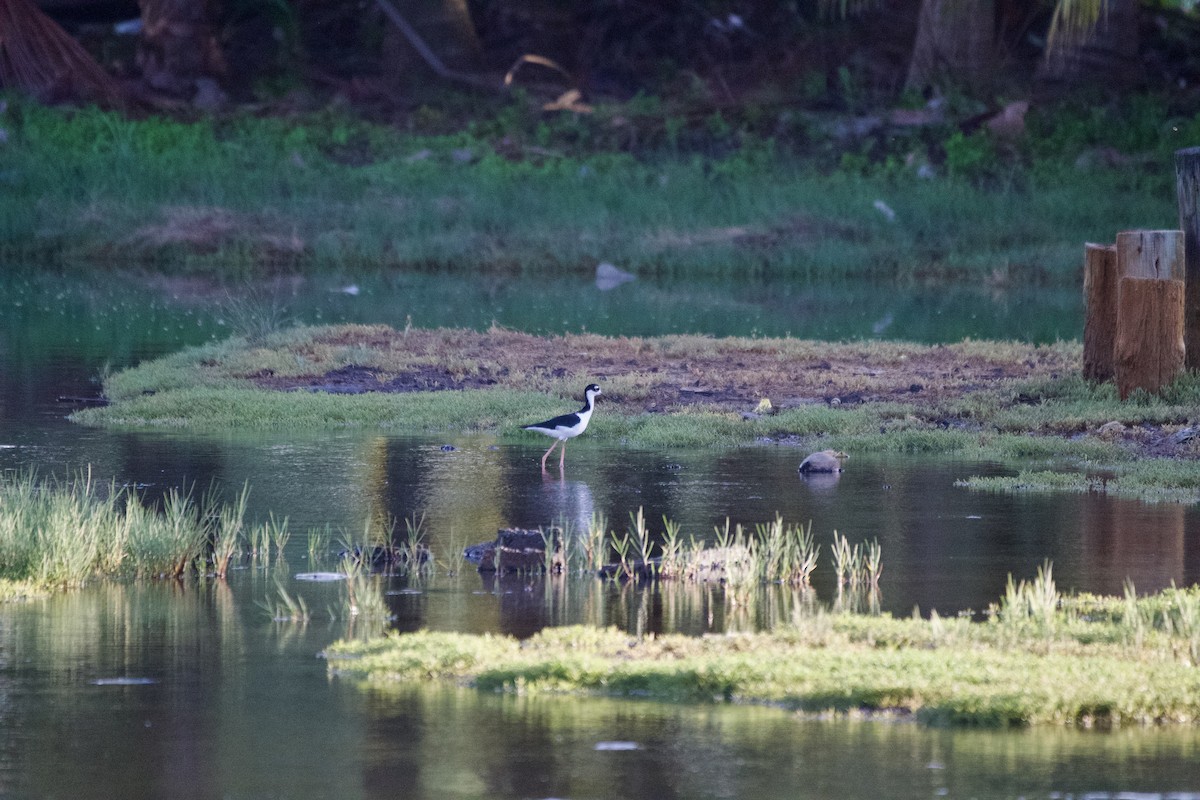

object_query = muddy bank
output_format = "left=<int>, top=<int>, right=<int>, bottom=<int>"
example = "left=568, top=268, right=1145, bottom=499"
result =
left=246, top=326, right=1076, bottom=413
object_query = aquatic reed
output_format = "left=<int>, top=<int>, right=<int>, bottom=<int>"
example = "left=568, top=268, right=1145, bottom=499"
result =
left=830, top=531, right=858, bottom=588
left=658, top=516, right=685, bottom=579
left=539, top=526, right=563, bottom=575
left=210, top=483, right=250, bottom=578
left=439, top=526, right=467, bottom=576
left=307, top=525, right=334, bottom=568
left=340, top=555, right=391, bottom=619
left=752, top=515, right=820, bottom=586
left=0, top=470, right=275, bottom=590
left=403, top=511, right=432, bottom=576
left=608, top=530, right=634, bottom=581
left=628, top=507, right=652, bottom=572
left=259, top=577, right=310, bottom=622
left=584, top=512, right=608, bottom=573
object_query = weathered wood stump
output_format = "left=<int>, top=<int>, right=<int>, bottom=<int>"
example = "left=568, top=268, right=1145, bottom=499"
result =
left=1177, top=147, right=1200, bottom=368
left=1114, top=276, right=1186, bottom=399
left=1085, top=229, right=1187, bottom=398
left=1082, top=243, right=1118, bottom=383
left=1115, top=230, right=1185, bottom=281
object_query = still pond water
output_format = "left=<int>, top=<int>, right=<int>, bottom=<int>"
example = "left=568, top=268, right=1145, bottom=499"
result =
left=2, top=269, right=1199, bottom=799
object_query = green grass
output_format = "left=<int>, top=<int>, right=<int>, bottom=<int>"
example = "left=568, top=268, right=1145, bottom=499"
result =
left=325, top=582, right=1200, bottom=728
left=0, top=471, right=286, bottom=591
left=0, top=96, right=1182, bottom=281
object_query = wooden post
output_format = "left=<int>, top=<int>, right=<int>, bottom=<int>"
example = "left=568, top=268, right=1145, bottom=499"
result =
left=1115, top=230, right=1185, bottom=280
left=1176, top=147, right=1200, bottom=368
left=1114, top=276, right=1185, bottom=399
left=1083, top=243, right=1118, bottom=382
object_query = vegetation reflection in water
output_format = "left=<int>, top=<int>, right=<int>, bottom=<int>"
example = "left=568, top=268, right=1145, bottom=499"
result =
left=328, top=568, right=1200, bottom=728
left=8, top=579, right=1200, bottom=798
left=354, top=685, right=1200, bottom=799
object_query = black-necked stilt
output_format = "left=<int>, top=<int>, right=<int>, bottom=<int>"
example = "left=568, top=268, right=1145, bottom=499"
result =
left=522, top=384, right=601, bottom=471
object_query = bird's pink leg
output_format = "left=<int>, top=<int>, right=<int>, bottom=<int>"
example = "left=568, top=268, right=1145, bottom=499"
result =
left=540, top=440, right=559, bottom=471
left=558, top=440, right=567, bottom=470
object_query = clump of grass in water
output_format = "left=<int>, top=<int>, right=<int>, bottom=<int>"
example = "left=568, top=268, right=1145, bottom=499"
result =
left=607, top=528, right=635, bottom=581
left=581, top=511, right=608, bottom=573
left=260, top=577, right=310, bottom=622
left=248, top=512, right=290, bottom=565
left=753, top=515, right=820, bottom=587
left=210, top=482, right=249, bottom=578
left=403, top=511, right=433, bottom=578
left=538, top=525, right=566, bottom=575
left=307, top=524, right=334, bottom=568
left=439, top=525, right=467, bottom=577
left=829, top=530, right=883, bottom=614
left=339, top=555, right=391, bottom=619
left=0, top=470, right=277, bottom=590
left=658, top=516, right=685, bottom=579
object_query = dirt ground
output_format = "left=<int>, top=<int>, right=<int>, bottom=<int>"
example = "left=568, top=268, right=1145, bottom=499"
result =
left=245, top=325, right=1078, bottom=415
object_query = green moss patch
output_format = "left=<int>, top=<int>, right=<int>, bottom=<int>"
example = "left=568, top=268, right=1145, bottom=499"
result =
left=326, top=585, right=1200, bottom=727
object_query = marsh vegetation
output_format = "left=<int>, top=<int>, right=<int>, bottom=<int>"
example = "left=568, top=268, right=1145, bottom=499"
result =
left=325, top=573, right=1200, bottom=728
left=73, top=323, right=1200, bottom=501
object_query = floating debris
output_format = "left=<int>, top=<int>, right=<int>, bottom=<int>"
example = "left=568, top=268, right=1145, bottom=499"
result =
left=294, top=572, right=347, bottom=582
left=594, top=741, right=640, bottom=751
left=595, top=261, right=636, bottom=291
left=89, top=677, right=158, bottom=686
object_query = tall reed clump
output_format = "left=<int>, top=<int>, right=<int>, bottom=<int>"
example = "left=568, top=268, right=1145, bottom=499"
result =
left=753, top=515, right=820, bottom=586
left=339, top=554, right=391, bottom=620
left=0, top=470, right=287, bottom=591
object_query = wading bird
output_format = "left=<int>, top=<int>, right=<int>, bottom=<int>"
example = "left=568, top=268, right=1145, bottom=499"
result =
left=522, top=384, right=601, bottom=471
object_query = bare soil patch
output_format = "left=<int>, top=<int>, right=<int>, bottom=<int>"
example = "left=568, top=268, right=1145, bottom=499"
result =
left=246, top=325, right=1076, bottom=415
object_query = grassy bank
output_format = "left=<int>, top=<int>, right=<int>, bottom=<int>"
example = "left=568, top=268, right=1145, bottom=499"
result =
left=72, top=324, right=1200, bottom=500
left=0, top=96, right=1186, bottom=280
left=325, top=579, right=1200, bottom=728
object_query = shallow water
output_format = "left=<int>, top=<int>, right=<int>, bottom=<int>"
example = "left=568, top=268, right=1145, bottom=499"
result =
left=1, top=269, right=1198, bottom=799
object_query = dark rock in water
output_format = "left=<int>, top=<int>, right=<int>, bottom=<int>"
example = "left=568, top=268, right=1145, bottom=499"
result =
left=798, top=449, right=847, bottom=474
left=464, top=528, right=563, bottom=574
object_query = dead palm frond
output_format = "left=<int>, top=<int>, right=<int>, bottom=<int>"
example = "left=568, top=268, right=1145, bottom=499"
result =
left=0, top=0, right=125, bottom=107
left=1045, top=0, right=1108, bottom=55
